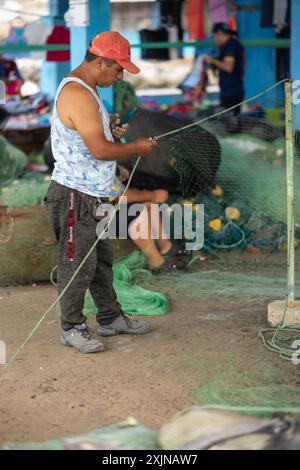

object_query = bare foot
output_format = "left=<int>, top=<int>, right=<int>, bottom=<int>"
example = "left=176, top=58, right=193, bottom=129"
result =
left=148, top=252, right=165, bottom=270
left=159, top=240, right=173, bottom=255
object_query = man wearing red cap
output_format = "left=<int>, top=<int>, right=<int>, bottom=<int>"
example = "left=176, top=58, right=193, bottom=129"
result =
left=44, top=32, right=157, bottom=354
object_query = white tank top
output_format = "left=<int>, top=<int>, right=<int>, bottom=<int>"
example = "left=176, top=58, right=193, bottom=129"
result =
left=51, top=77, right=118, bottom=198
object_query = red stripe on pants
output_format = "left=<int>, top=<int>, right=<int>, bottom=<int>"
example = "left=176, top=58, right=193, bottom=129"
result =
left=68, top=192, right=75, bottom=261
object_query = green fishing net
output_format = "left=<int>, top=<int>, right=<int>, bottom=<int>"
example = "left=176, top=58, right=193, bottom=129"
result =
left=0, top=135, right=28, bottom=188
left=2, top=81, right=300, bottom=428
left=194, top=380, right=300, bottom=418
left=1, top=173, right=50, bottom=210
left=114, top=79, right=138, bottom=113
left=5, top=419, right=158, bottom=450
left=84, top=251, right=169, bottom=317
left=2, top=81, right=299, bottom=358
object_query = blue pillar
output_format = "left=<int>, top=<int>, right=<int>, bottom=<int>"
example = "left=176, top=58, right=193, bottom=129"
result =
left=40, top=0, right=70, bottom=99
left=236, top=0, right=277, bottom=104
left=70, top=0, right=113, bottom=111
left=291, top=0, right=300, bottom=130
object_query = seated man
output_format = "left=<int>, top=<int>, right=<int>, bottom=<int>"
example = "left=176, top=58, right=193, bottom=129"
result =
left=108, top=118, right=180, bottom=272
left=107, top=159, right=180, bottom=272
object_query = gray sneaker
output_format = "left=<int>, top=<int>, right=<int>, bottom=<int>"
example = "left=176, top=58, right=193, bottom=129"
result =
left=60, top=323, right=105, bottom=353
left=97, top=314, right=151, bottom=337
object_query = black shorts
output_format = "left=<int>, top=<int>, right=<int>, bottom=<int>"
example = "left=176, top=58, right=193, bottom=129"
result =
left=220, top=95, right=244, bottom=115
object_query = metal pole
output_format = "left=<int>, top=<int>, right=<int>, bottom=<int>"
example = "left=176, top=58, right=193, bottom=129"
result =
left=285, top=80, right=295, bottom=308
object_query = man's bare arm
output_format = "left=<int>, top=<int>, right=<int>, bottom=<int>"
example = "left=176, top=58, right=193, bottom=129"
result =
left=210, top=56, right=235, bottom=74
left=58, top=87, right=155, bottom=161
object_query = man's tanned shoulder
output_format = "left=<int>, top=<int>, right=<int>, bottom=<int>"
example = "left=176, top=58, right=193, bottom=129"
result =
left=58, top=81, right=98, bottom=106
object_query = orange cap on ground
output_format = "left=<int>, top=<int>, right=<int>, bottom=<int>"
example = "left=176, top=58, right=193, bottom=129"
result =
left=88, top=31, right=140, bottom=75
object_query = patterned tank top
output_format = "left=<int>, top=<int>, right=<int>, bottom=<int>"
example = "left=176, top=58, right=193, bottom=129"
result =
left=51, top=77, right=124, bottom=199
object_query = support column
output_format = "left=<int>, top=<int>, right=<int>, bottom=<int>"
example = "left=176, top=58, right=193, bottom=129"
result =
left=40, top=0, right=70, bottom=99
left=236, top=0, right=277, bottom=102
left=291, top=0, right=300, bottom=130
left=70, top=0, right=113, bottom=111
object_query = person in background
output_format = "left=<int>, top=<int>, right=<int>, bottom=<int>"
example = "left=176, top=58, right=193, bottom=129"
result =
left=0, top=55, right=23, bottom=96
left=196, top=23, right=245, bottom=114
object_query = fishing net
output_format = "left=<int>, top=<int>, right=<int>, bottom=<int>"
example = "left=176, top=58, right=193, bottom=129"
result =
left=114, top=79, right=139, bottom=113
left=0, top=171, right=169, bottom=313
left=1, top=172, right=51, bottom=210
left=128, top=80, right=299, bottom=414
left=85, top=80, right=300, bottom=364
left=194, top=379, right=300, bottom=418
left=4, top=418, right=158, bottom=450
left=0, top=135, right=28, bottom=187
left=84, top=251, right=169, bottom=317
left=1, top=80, right=300, bottom=419
left=152, top=83, right=292, bottom=265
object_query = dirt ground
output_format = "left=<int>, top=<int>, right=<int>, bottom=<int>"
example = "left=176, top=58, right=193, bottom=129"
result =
left=0, top=277, right=299, bottom=447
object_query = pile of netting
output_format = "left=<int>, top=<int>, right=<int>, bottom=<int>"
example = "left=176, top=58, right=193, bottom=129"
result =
left=0, top=136, right=56, bottom=284
left=0, top=135, right=50, bottom=210
left=84, top=251, right=169, bottom=317
left=194, top=374, right=300, bottom=418
left=1, top=172, right=50, bottom=210
left=157, top=82, right=300, bottom=366
left=167, top=127, right=291, bottom=254
left=0, top=135, right=28, bottom=188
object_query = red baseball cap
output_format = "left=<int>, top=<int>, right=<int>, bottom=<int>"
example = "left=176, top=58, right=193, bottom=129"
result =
left=88, top=31, right=140, bottom=75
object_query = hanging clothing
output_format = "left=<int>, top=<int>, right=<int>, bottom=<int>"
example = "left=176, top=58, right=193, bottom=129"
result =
left=5, top=25, right=29, bottom=59
left=261, top=0, right=274, bottom=28
left=208, top=0, right=228, bottom=25
left=273, top=0, right=288, bottom=33
left=179, top=55, right=206, bottom=90
left=165, top=25, right=179, bottom=60
left=0, top=58, right=23, bottom=96
left=159, top=0, right=184, bottom=39
left=160, top=0, right=184, bottom=56
left=186, top=0, right=205, bottom=41
left=24, top=22, right=53, bottom=60
left=139, top=28, right=169, bottom=60
left=151, top=1, right=161, bottom=29
left=228, top=12, right=237, bottom=33
left=46, top=25, right=70, bottom=62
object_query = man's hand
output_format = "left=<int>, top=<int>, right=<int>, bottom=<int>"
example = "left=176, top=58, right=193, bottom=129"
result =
left=134, top=137, right=157, bottom=156
left=111, top=118, right=129, bottom=139
left=118, top=165, right=130, bottom=182
left=203, top=55, right=215, bottom=65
